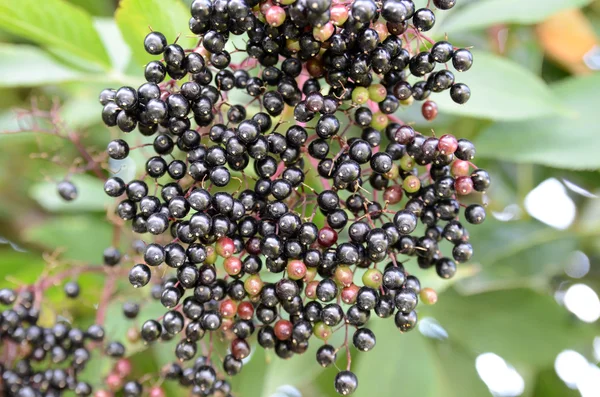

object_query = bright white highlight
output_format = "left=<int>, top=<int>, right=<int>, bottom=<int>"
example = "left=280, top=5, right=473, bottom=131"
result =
left=475, top=353, right=525, bottom=396
left=564, top=284, right=600, bottom=323
left=555, top=350, right=600, bottom=396
left=524, top=178, right=576, bottom=230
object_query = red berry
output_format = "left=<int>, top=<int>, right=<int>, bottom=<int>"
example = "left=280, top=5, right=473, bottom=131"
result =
left=215, top=237, right=235, bottom=258
left=94, top=391, right=113, bottom=397
left=259, top=0, right=273, bottom=14
left=422, top=100, right=438, bottom=121
left=224, top=256, right=242, bottom=276
left=438, top=134, right=458, bottom=154
left=231, top=338, right=251, bottom=359
left=305, top=280, right=319, bottom=299
left=220, top=299, right=237, bottom=318
left=451, top=160, right=470, bottom=176
left=455, top=176, right=474, bottom=195
left=237, top=301, right=254, bottom=320
left=114, top=358, right=132, bottom=378
left=313, top=22, right=335, bottom=42
left=330, top=4, right=349, bottom=26
left=341, top=284, right=360, bottom=304
left=318, top=226, right=338, bottom=247
left=274, top=319, right=293, bottom=340
left=287, top=260, right=307, bottom=280
left=383, top=185, right=403, bottom=204
left=245, top=236, right=261, bottom=255
left=265, top=5, right=286, bottom=27
left=106, top=373, right=122, bottom=392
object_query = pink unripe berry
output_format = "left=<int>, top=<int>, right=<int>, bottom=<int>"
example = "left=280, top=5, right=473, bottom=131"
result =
left=455, top=176, right=474, bottom=195
left=438, top=134, right=458, bottom=154
left=265, top=5, right=286, bottom=27
left=330, top=4, right=349, bottom=26
left=451, top=159, right=471, bottom=176
left=114, top=359, right=132, bottom=378
left=215, top=237, right=235, bottom=258
left=149, top=387, right=166, bottom=397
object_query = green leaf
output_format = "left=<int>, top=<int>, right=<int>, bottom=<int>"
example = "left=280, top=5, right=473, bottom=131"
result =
left=29, top=174, right=112, bottom=212
left=0, top=0, right=111, bottom=70
left=0, top=44, right=82, bottom=87
left=425, top=288, right=596, bottom=367
left=93, top=18, right=132, bottom=73
left=532, top=368, right=579, bottom=397
left=24, top=215, right=112, bottom=262
left=441, top=0, right=594, bottom=33
left=455, top=219, right=578, bottom=294
left=77, top=349, right=113, bottom=389
left=105, top=300, right=166, bottom=356
left=433, top=51, right=564, bottom=121
left=351, top=320, right=488, bottom=397
left=0, top=249, right=46, bottom=288
left=475, top=73, right=600, bottom=169
left=115, top=0, right=197, bottom=69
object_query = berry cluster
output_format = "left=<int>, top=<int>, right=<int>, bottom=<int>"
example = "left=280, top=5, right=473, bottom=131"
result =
left=94, top=0, right=489, bottom=395
left=0, top=287, right=105, bottom=396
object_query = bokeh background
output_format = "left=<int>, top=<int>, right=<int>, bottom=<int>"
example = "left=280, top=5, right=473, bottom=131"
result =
left=1, top=0, right=600, bottom=396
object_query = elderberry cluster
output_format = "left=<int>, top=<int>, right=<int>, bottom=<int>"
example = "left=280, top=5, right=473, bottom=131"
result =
left=95, top=0, right=489, bottom=395
left=0, top=288, right=104, bottom=396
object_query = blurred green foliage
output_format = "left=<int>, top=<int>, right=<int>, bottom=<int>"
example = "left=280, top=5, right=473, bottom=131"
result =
left=1, top=0, right=600, bottom=396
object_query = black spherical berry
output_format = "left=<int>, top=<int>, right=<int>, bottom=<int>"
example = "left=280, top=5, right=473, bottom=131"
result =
left=450, top=83, right=471, bottom=104
left=433, top=0, right=456, bottom=9
left=452, top=49, right=474, bottom=72
left=129, top=264, right=151, bottom=288
left=144, top=31, right=168, bottom=55
left=353, top=328, right=376, bottom=352
left=57, top=180, right=78, bottom=201
left=465, top=204, right=486, bottom=224
left=413, top=8, right=435, bottom=31
left=334, top=371, right=358, bottom=395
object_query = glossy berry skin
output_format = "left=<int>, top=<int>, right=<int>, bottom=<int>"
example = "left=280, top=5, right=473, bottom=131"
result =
left=316, top=344, right=337, bottom=367
left=431, top=41, right=453, bottom=63
left=87, top=3, right=490, bottom=395
left=452, top=49, right=474, bottom=72
left=465, top=204, right=486, bottom=224
left=335, top=371, right=359, bottom=395
left=107, top=139, right=129, bottom=160
left=413, top=8, right=435, bottom=31
left=352, top=328, right=376, bottom=352
left=129, top=264, right=152, bottom=288
left=395, top=310, right=417, bottom=332
left=422, top=100, right=438, bottom=121
left=433, top=0, right=456, bottom=9
left=450, top=83, right=471, bottom=104
left=471, top=169, right=491, bottom=191
left=318, top=226, right=338, bottom=247
left=144, top=31, right=168, bottom=55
